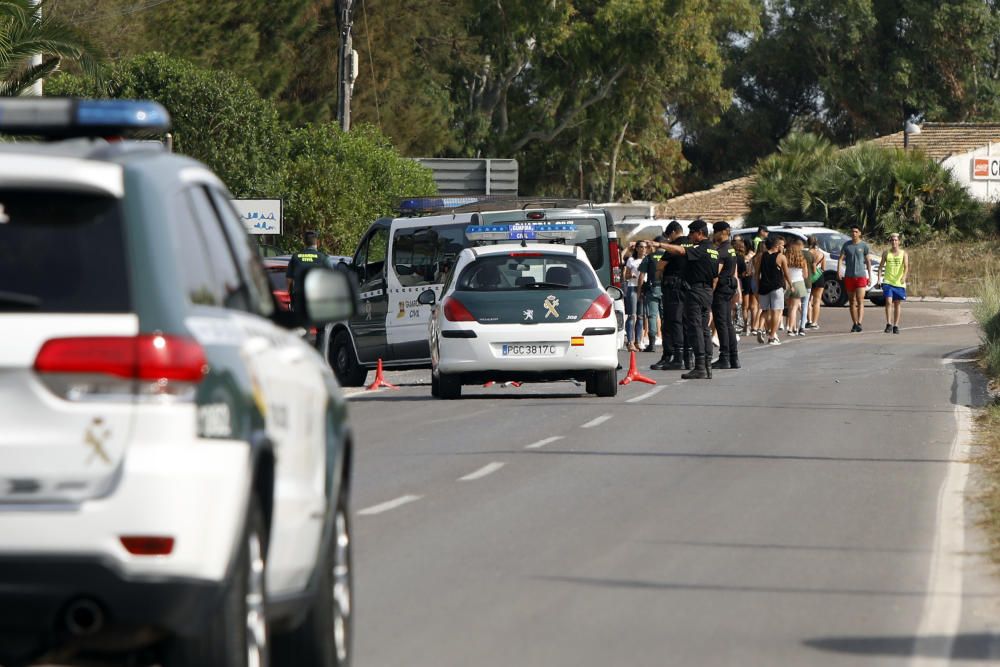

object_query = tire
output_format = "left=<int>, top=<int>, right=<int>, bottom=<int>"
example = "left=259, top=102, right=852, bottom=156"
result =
left=430, top=373, right=440, bottom=398
left=272, top=493, right=353, bottom=667
left=593, top=369, right=618, bottom=397
left=821, top=274, right=848, bottom=307
left=585, top=376, right=596, bottom=394
left=437, top=372, right=462, bottom=400
left=329, top=331, right=368, bottom=387
left=163, top=499, right=269, bottom=667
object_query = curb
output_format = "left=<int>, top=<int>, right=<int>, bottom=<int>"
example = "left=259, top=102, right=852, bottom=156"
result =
left=908, top=297, right=977, bottom=304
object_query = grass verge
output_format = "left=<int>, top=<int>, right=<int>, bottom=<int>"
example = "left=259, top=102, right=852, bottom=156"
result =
left=904, top=238, right=1000, bottom=297
left=972, top=272, right=1000, bottom=563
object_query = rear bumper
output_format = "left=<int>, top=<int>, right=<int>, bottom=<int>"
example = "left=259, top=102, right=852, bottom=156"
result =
left=0, top=556, right=222, bottom=664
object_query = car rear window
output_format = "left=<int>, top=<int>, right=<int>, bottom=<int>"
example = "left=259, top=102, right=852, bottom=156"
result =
left=0, top=190, right=130, bottom=313
left=266, top=266, right=286, bottom=290
left=456, top=254, right=597, bottom=291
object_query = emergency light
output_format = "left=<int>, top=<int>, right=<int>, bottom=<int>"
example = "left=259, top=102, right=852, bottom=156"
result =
left=465, top=223, right=577, bottom=243
left=397, top=196, right=480, bottom=214
left=0, top=98, right=171, bottom=138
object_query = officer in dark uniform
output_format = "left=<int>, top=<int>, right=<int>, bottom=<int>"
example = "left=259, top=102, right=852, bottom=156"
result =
left=711, top=221, right=740, bottom=370
left=651, top=221, right=688, bottom=370
left=659, top=219, right=718, bottom=379
left=286, top=230, right=328, bottom=313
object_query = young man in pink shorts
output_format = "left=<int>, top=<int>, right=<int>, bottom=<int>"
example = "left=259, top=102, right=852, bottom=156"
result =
left=837, top=225, right=873, bottom=332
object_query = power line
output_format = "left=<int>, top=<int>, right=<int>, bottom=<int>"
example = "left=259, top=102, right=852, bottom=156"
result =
left=71, top=0, right=176, bottom=24
left=361, top=0, right=381, bottom=131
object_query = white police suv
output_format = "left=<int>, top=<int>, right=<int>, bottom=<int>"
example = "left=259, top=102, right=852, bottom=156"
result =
left=419, top=223, right=622, bottom=399
left=0, top=99, right=357, bottom=667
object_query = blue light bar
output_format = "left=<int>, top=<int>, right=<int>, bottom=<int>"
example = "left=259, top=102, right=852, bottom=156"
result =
left=466, top=223, right=577, bottom=242
left=0, top=98, right=171, bottom=138
left=397, top=196, right=481, bottom=214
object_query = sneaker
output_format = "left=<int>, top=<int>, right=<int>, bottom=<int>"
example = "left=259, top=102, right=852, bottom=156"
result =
left=884, top=324, right=892, bottom=334
left=797, top=329, right=806, bottom=337
left=805, top=322, right=816, bottom=329
left=757, top=330, right=766, bottom=344
left=768, top=337, right=781, bottom=346
left=893, top=325, right=899, bottom=334
left=779, top=323, right=785, bottom=331
left=851, top=323, right=860, bottom=333
left=857, top=324, right=863, bottom=332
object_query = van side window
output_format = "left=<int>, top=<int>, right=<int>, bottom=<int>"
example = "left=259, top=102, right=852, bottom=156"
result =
left=357, top=227, right=389, bottom=292
left=391, top=224, right=467, bottom=287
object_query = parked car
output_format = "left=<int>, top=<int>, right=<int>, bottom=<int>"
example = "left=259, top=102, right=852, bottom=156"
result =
left=733, top=223, right=882, bottom=306
left=0, top=98, right=357, bottom=667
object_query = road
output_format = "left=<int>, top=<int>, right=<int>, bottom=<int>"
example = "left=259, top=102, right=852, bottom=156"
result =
left=346, top=302, right=1000, bottom=666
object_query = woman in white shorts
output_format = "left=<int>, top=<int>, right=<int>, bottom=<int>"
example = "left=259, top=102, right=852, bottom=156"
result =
left=784, top=242, right=808, bottom=336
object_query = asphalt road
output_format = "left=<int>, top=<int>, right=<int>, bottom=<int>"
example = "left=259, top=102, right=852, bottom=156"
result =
left=346, top=302, right=1000, bottom=666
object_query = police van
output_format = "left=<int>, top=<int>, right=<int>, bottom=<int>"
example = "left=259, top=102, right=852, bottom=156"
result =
left=325, top=200, right=625, bottom=386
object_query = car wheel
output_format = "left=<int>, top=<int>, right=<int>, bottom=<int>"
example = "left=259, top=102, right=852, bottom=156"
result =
left=585, top=376, right=596, bottom=394
left=272, top=493, right=352, bottom=667
left=330, top=331, right=368, bottom=387
left=437, top=373, right=462, bottom=400
left=869, top=295, right=886, bottom=307
left=821, top=274, right=847, bottom=307
left=430, top=373, right=440, bottom=398
left=593, top=369, right=618, bottom=397
left=162, top=498, right=269, bottom=667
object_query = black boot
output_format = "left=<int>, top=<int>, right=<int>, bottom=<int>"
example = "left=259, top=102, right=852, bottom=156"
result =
left=711, top=356, right=731, bottom=370
left=683, top=349, right=693, bottom=370
left=682, top=355, right=709, bottom=379
left=729, top=353, right=741, bottom=369
left=664, top=348, right=684, bottom=370
left=650, top=353, right=669, bottom=370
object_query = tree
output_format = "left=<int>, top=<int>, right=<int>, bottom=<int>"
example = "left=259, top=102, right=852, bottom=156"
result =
left=0, top=0, right=100, bottom=95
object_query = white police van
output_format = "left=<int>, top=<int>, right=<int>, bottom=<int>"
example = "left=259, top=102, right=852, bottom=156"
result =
left=325, top=199, right=625, bottom=386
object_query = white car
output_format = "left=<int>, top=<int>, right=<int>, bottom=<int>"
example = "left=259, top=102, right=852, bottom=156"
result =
left=418, top=229, right=622, bottom=399
left=0, top=99, right=356, bottom=667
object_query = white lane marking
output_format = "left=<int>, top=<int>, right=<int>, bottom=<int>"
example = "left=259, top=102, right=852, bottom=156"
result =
left=910, top=398, right=974, bottom=666
left=357, top=495, right=422, bottom=516
left=525, top=436, right=564, bottom=450
left=581, top=414, right=613, bottom=429
left=459, top=461, right=506, bottom=481
left=626, top=385, right=667, bottom=403
left=940, top=346, right=980, bottom=365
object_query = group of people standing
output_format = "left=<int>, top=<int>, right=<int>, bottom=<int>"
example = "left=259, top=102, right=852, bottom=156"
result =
left=620, top=220, right=911, bottom=380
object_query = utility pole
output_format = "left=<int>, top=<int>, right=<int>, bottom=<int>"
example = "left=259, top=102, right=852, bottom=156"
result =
left=336, top=0, right=355, bottom=132
left=29, top=0, right=42, bottom=96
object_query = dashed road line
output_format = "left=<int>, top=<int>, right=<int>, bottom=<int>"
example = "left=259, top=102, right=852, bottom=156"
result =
left=460, top=462, right=506, bottom=481
left=357, top=494, right=422, bottom=516
left=525, top=436, right=564, bottom=449
left=581, top=414, right=612, bottom=429
left=626, top=385, right=667, bottom=403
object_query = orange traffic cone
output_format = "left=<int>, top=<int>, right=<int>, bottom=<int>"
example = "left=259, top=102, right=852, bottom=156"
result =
left=620, top=350, right=656, bottom=386
left=367, top=358, right=398, bottom=391
left=483, top=380, right=496, bottom=388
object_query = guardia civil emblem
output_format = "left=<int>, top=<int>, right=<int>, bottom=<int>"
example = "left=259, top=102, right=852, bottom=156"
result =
left=543, top=295, right=560, bottom=318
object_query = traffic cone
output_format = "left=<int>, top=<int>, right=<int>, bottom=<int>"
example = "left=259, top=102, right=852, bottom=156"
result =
left=619, top=350, right=656, bottom=386
left=483, top=381, right=496, bottom=388
left=367, top=358, right=398, bottom=391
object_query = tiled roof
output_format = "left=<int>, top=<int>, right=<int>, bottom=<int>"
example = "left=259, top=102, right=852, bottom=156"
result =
left=867, top=123, right=1000, bottom=161
left=655, top=176, right=755, bottom=223
left=655, top=123, right=1000, bottom=223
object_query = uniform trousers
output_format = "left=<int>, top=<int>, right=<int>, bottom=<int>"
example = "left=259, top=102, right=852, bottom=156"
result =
left=684, top=285, right=713, bottom=358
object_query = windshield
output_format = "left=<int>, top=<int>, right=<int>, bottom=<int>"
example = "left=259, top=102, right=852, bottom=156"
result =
left=392, top=223, right=467, bottom=286
left=815, top=232, right=850, bottom=254
left=456, top=254, right=597, bottom=291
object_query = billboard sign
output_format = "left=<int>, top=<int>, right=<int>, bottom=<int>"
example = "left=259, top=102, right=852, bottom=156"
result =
left=232, top=199, right=282, bottom=235
left=972, top=157, right=1000, bottom=181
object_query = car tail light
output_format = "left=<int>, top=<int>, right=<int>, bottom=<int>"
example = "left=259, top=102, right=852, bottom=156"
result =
left=34, top=334, right=207, bottom=401
left=582, top=293, right=614, bottom=320
left=442, top=296, right=476, bottom=322
left=609, top=239, right=622, bottom=288
left=509, top=252, right=542, bottom=257
left=120, top=536, right=175, bottom=556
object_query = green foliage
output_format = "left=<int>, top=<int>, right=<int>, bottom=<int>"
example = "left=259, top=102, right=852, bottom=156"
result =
left=974, top=272, right=1000, bottom=377
left=47, top=53, right=436, bottom=254
left=748, top=132, right=989, bottom=242
left=0, top=0, right=100, bottom=95
left=284, top=123, right=437, bottom=254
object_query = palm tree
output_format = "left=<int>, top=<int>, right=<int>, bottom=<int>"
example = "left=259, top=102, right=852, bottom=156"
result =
left=0, top=0, right=100, bottom=96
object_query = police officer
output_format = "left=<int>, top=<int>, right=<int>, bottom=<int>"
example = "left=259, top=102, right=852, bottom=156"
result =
left=711, top=221, right=740, bottom=370
left=286, top=230, right=328, bottom=313
left=659, top=219, right=718, bottom=379
left=651, top=221, right=688, bottom=370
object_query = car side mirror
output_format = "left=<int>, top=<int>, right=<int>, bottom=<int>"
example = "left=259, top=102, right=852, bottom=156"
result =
left=607, top=286, right=624, bottom=301
left=303, top=267, right=359, bottom=325
left=417, top=289, right=436, bottom=306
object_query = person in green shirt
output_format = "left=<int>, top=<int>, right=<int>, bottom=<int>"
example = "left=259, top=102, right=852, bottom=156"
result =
left=877, top=233, right=909, bottom=334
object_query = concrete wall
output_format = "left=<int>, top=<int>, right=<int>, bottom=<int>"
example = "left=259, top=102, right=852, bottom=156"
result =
left=942, top=143, right=1000, bottom=203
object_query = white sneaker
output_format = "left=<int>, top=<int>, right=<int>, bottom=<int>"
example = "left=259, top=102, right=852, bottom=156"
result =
left=768, top=336, right=781, bottom=346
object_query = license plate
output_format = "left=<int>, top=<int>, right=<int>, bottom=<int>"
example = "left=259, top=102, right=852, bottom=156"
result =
left=502, top=344, right=557, bottom=356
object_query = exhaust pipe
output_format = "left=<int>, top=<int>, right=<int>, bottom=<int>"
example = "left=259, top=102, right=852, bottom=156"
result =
left=65, top=598, right=104, bottom=637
